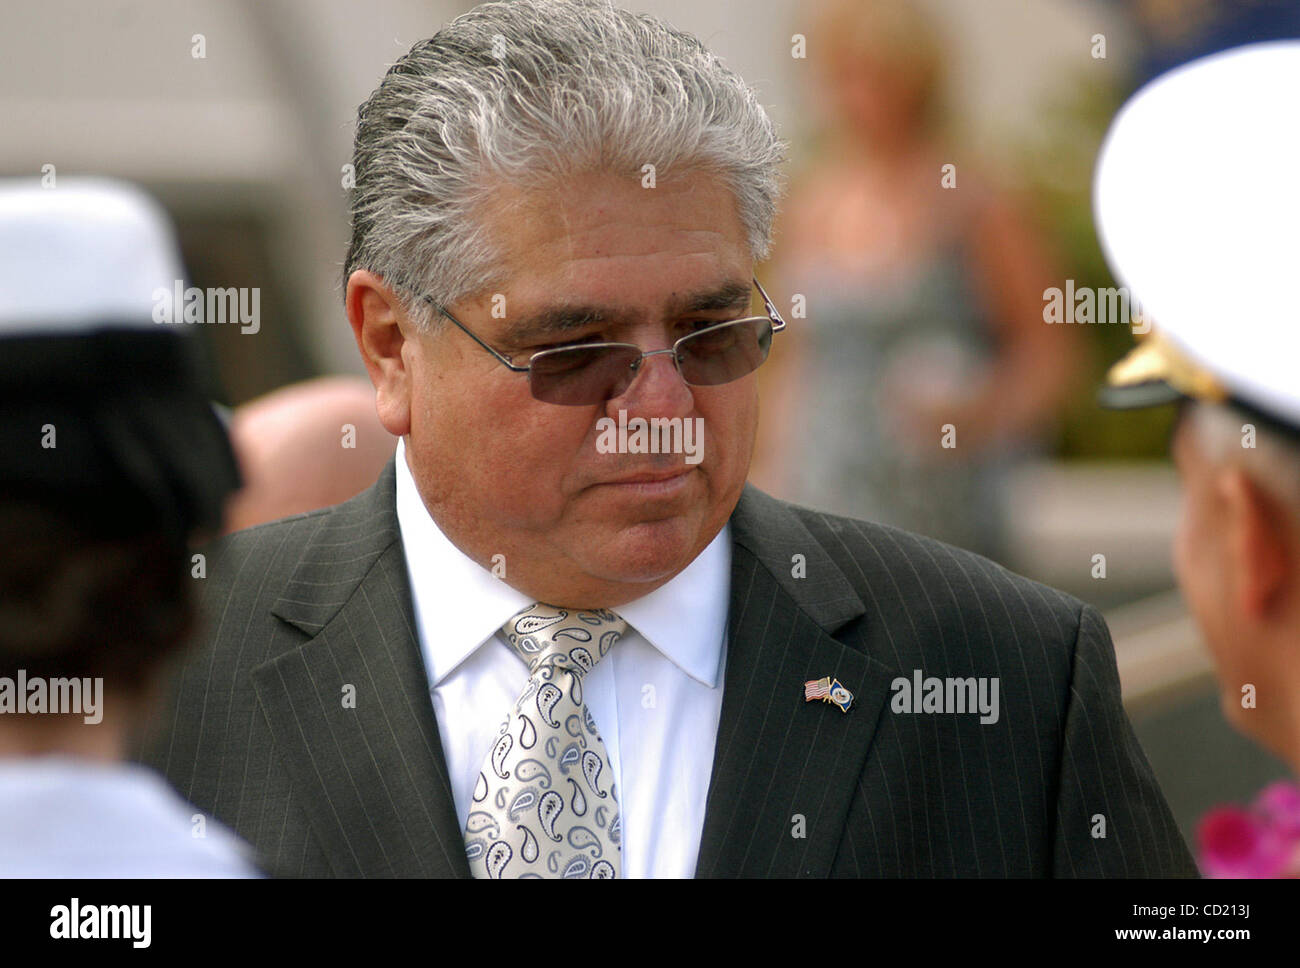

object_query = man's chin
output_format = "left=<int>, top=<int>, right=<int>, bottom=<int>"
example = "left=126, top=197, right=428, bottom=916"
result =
left=572, top=515, right=711, bottom=587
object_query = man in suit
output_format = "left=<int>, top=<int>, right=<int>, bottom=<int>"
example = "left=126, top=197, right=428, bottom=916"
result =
left=138, top=0, right=1195, bottom=877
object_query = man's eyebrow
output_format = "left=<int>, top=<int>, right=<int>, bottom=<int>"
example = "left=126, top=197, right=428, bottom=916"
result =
left=501, top=280, right=753, bottom=344
left=671, top=280, right=754, bottom=315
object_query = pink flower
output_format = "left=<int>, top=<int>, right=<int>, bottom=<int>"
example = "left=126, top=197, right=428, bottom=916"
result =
left=1256, top=781, right=1300, bottom=840
left=1198, top=781, right=1300, bottom=877
left=1197, top=806, right=1290, bottom=878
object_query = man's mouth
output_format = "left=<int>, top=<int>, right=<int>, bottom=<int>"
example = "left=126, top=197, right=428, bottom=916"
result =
left=595, top=466, right=696, bottom=496
left=603, top=468, right=692, bottom=485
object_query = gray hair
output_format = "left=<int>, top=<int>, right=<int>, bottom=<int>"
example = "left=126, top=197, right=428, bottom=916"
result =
left=344, top=0, right=788, bottom=330
left=1188, top=400, right=1300, bottom=517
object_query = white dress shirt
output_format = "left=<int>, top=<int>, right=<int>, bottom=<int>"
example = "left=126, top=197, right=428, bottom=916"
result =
left=0, top=756, right=261, bottom=877
left=393, top=438, right=729, bottom=878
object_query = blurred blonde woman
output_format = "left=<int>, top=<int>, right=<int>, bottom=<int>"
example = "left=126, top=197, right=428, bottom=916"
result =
left=755, top=0, right=1076, bottom=561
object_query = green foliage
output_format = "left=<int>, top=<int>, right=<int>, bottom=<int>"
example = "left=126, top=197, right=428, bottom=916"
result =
left=1010, top=71, right=1177, bottom=459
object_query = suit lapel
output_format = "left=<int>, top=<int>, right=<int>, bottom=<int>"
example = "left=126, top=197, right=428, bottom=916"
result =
left=252, top=458, right=470, bottom=876
left=694, top=485, right=896, bottom=877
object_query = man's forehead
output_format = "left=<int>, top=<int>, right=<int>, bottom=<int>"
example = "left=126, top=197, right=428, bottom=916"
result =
left=480, top=168, right=748, bottom=266
left=464, top=169, right=755, bottom=339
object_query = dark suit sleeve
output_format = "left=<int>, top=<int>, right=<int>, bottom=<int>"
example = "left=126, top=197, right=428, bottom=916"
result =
left=1050, top=604, right=1199, bottom=877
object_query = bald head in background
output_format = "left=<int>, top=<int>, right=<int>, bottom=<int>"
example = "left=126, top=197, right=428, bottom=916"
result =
left=224, top=376, right=396, bottom=533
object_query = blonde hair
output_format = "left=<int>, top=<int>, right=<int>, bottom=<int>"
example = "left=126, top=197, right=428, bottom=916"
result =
left=809, top=0, right=948, bottom=130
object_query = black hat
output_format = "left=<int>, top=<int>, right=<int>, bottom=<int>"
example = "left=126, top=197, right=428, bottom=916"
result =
left=0, top=177, right=241, bottom=539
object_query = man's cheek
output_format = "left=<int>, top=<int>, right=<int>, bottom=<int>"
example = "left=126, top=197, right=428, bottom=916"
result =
left=1179, top=498, right=1235, bottom=674
left=482, top=448, right=570, bottom=521
left=1172, top=506, right=1192, bottom=588
left=1175, top=502, right=1209, bottom=611
left=707, top=401, right=756, bottom=475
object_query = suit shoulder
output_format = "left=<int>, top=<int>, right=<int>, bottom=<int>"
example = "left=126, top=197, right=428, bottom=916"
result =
left=736, top=491, right=1092, bottom=667
left=196, top=507, right=334, bottom=597
left=189, top=480, right=400, bottom=659
left=210, top=504, right=335, bottom=557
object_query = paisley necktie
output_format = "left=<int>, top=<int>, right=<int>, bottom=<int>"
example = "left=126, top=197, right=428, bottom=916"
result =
left=464, top=603, right=627, bottom=879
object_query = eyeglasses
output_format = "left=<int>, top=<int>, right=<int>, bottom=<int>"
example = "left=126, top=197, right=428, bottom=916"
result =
left=425, top=277, right=787, bottom=405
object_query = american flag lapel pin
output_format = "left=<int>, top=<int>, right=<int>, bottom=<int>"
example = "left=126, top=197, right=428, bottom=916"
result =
left=804, top=676, right=854, bottom=713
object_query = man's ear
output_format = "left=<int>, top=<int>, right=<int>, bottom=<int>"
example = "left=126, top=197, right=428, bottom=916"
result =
left=346, top=269, right=414, bottom=437
left=1218, top=467, right=1292, bottom=620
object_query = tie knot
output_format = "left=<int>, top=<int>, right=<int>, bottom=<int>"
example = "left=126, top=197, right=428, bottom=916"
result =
left=501, top=603, right=627, bottom=678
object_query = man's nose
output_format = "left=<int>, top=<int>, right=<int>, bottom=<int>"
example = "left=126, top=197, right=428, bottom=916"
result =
left=608, top=347, right=694, bottom=417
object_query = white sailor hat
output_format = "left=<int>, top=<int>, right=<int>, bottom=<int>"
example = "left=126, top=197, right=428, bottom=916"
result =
left=0, top=177, right=185, bottom=334
left=0, top=176, right=240, bottom=537
left=1095, top=40, right=1300, bottom=437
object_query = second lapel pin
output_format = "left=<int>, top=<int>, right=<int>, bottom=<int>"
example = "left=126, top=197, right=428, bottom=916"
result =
left=804, top=676, right=854, bottom=713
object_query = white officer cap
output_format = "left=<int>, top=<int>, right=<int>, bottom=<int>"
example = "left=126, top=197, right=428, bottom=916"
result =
left=1095, top=40, right=1300, bottom=434
left=0, top=176, right=186, bottom=335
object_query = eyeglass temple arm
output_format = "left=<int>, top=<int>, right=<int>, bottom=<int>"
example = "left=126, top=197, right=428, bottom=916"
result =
left=753, top=276, right=787, bottom=332
left=424, top=295, right=531, bottom=372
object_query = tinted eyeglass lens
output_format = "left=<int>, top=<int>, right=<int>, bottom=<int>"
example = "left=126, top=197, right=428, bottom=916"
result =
left=678, top=317, right=771, bottom=386
left=529, top=343, right=641, bottom=404
left=527, top=318, right=773, bottom=404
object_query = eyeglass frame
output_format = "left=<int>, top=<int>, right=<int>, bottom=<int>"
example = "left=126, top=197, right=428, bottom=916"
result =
left=421, top=276, right=787, bottom=399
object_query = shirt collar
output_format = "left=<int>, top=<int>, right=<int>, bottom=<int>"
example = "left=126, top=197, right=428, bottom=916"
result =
left=394, top=438, right=729, bottom=689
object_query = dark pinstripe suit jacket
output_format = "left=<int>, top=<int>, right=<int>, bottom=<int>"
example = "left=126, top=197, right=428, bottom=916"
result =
left=136, top=458, right=1197, bottom=877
